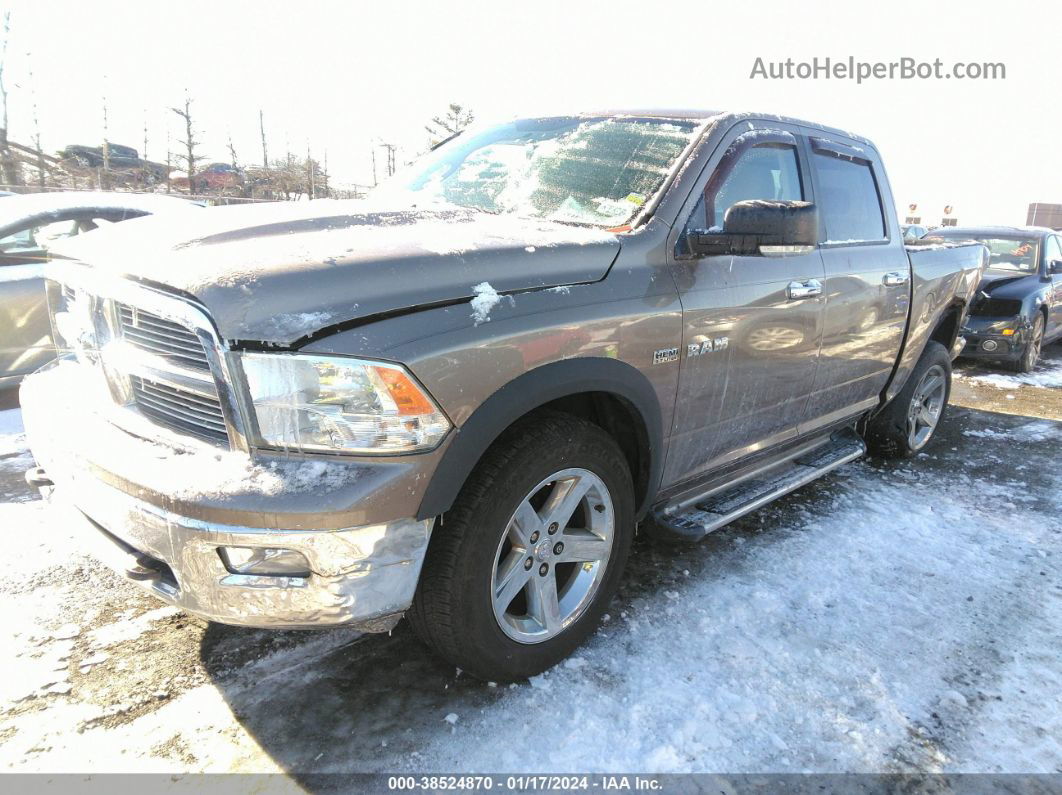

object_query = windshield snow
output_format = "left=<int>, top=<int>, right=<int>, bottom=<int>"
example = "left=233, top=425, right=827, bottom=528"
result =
left=377, top=116, right=700, bottom=229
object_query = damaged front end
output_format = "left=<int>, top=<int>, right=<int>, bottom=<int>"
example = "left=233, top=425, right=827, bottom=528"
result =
left=960, top=294, right=1028, bottom=361
left=21, top=267, right=443, bottom=631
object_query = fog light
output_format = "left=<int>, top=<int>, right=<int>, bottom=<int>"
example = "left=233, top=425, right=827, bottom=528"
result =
left=218, top=547, right=311, bottom=577
left=981, top=339, right=999, bottom=352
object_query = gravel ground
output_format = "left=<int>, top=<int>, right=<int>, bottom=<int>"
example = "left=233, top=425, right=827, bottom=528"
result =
left=0, top=346, right=1060, bottom=776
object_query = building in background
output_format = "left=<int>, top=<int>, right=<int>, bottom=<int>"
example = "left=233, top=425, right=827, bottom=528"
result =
left=1027, top=203, right=1062, bottom=230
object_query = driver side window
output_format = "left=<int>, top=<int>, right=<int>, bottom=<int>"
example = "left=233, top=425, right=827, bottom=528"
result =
left=1045, top=235, right=1062, bottom=269
left=683, top=142, right=804, bottom=241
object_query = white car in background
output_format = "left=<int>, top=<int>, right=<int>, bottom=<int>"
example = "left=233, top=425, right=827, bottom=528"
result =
left=0, top=191, right=200, bottom=394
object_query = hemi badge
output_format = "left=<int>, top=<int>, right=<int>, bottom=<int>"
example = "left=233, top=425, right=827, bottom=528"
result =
left=653, top=347, right=679, bottom=365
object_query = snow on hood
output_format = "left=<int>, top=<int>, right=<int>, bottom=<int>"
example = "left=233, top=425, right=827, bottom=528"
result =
left=53, top=199, right=621, bottom=345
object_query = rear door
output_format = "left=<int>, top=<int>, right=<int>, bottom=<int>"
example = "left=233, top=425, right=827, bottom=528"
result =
left=663, top=122, right=825, bottom=485
left=800, top=137, right=910, bottom=433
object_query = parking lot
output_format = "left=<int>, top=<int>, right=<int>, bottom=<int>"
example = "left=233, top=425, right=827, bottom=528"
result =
left=1, top=347, right=1059, bottom=776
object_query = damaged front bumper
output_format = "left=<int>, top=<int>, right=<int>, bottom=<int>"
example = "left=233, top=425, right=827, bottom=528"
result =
left=959, top=317, right=1028, bottom=361
left=21, top=364, right=437, bottom=631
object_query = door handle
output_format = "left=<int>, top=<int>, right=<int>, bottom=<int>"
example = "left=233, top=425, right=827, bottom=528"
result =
left=883, top=271, right=909, bottom=287
left=786, top=279, right=822, bottom=300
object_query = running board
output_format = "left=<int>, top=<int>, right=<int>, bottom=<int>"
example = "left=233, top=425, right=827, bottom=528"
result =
left=651, top=431, right=866, bottom=541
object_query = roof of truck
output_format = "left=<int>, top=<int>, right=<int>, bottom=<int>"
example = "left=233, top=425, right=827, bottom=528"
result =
left=576, top=108, right=874, bottom=146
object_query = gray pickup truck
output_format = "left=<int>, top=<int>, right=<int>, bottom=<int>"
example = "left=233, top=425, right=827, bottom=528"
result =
left=22, top=110, right=986, bottom=681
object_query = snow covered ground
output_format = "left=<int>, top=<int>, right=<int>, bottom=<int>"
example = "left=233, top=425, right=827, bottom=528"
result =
left=0, top=371, right=1060, bottom=776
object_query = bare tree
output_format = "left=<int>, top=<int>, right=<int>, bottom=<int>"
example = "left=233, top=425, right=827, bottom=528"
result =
left=26, top=65, right=46, bottom=189
left=0, top=11, right=22, bottom=187
left=100, top=93, right=111, bottom=189
left=227, top=135, right=239, bottom=171
left=164, top=129, right=172, bottom=194
left=380, top=142, right=397, bottom=177
left=170, top=93, right=202, bottom=193
left=321, top=149, right=330, bottom=198
left=425, top=102, right=474, bottom=147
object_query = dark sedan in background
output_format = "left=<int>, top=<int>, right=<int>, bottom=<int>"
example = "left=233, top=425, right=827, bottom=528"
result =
left=928, top=225, right=1062, bottom=372
left=0, top=191, right=199, bottom=393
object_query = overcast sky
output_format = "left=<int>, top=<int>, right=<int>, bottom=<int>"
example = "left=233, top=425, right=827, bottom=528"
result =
left=3, top=0, right=1058, bottom=225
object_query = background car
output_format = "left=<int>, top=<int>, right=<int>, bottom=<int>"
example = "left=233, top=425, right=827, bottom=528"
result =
left=927, top=225, right=1062, bottom=372
left=172, top=162, right=244, bottom=194
left=0, top=191, right=200, bottom=394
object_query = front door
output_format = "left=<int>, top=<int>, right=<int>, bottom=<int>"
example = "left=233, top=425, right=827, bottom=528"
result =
left=663, top=124, right=826, bottom=487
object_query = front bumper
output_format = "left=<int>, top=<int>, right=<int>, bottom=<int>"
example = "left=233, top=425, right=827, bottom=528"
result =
left=958, top=318, right=1027, bottom=362
left=21, top=364, right=437, bottom=631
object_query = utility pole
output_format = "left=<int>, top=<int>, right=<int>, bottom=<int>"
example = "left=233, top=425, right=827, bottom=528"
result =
left=259, top=109, right=268, bottom=168
left=371, top=146, right=377, bottom=187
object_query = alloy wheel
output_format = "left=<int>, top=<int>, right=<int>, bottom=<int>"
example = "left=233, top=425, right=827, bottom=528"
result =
left=1024, top=316, right=1044, bottom=371
left=907, top=364, right=946, bottom=451
left=490, top=468, right=614, bottom=644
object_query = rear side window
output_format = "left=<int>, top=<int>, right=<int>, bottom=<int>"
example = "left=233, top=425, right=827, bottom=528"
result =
left=813, top=152, right=886, bottom=243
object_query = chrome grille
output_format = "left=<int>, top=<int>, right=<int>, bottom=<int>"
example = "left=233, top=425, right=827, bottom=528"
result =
left=117, top=302, right=211, bottom=371
left=130, top=376, right=229, bottom=443
left=55, top=273, right=241, bottom=449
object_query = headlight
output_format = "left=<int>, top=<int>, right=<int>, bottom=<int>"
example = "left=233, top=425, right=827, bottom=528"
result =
left=240, top=353, right=450, bottom=454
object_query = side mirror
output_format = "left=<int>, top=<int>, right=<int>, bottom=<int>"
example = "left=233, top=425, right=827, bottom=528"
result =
left=688, top=200, right=818, bottom=257
left=1050, top=259, right=1062, bottom=275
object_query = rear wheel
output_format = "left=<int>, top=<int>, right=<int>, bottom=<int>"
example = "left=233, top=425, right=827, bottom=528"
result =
left=408, top=414, right=634, bottom=681
left=1010, top=314, right=1044, bottom=374
left=864, top=341, right=951, bottom=459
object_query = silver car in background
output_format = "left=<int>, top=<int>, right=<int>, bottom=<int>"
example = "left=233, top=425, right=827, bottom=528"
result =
left=0, top=191, right=199, bottom=394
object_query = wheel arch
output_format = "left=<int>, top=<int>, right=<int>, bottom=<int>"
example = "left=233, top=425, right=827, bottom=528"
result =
left=928, top=300, right=965, bottom=350
left=416, top=358, right=664, bottom=521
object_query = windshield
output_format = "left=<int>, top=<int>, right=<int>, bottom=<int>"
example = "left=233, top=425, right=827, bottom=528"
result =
left=377, top=116, right=701, bottom=229
left=967, top=236, right=1039, bottom=272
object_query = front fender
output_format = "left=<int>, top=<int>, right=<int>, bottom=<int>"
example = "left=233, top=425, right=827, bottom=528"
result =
left=416, top=357, right=663, bottom=520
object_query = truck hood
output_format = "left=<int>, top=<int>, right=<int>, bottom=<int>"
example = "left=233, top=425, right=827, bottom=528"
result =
left=977, top=269, right=1041, bottom=300
left=55, top=200, right=621, bottom=345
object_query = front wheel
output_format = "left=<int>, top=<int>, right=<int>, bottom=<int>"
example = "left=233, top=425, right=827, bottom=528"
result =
left=1011, top=314, right=1044, bottom=374
left=408, top=414, right=634, bottom=681
left=864, top=341, right=951, bottom=459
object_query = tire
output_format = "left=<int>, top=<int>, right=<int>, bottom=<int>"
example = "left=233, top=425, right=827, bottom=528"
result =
left=1009, top=313, right=1044, bottom=374
left=864, top=341, right=951, bottom=459
left=408, top=413, right=634, bottom=681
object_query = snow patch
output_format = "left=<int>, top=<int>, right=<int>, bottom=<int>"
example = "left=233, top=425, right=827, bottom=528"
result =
left=960, top=358, right=1062, bottom=390
left=962, top=421, right=1062, bottom=443
left=267, top=311, right=341, bottom=338
left=470, top=282, right=513, bottom=325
